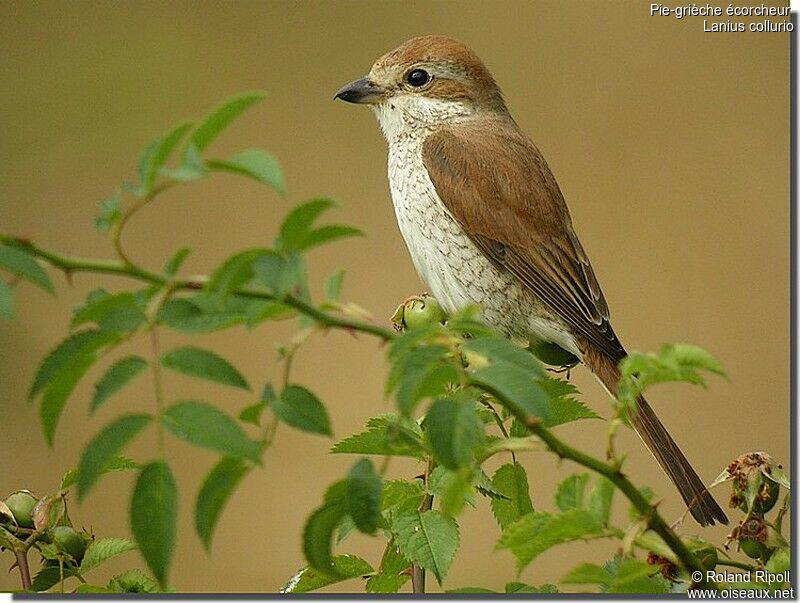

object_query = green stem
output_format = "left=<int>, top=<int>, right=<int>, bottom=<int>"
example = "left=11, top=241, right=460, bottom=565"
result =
left=0, top=234, right=396, bottom=341
left=14, top=548, right=31, bottom=590
left=411, top=460, right=435, bottom=594
left=150, top=329, right=166, bottom=459
left=527, top=422, right=712, bottom=587
left=717, top=558, right=757, bottom=572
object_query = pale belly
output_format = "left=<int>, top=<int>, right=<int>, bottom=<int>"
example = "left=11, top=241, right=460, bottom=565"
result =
left=386, top=139, right=581, bottom=357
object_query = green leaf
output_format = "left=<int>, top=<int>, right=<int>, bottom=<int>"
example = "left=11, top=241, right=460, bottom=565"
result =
left=505, top=582, right=559, bottom=593
left=157, top=298, right=245, bottom=333
left=390, top=344, right=457, bottom=416
left=94, top=190, right=121, bottom=233
left=381, top=480, right=426, bottom=520
left=160, top=346, right=250, bottom=390
left=40, top=353, right=98, bottom=446
left=619, top=344, right=726, bottom=412
left=325, top=269, right=345, bottom=301
left=331, top=414, right=425, bottom=458
left=345, top=459, right=382, bottom=534
left=299, top=225, right=363, bottom=251
left=75, top=584, right=115, bottom=594
left=187, top=92, right=266, bottom=154
left=130, top=462, right=177, bottom=588
left=207, top=149, right=284, bottom=195
left=587, top=477, right=615, bottom=525
left=30, top=329, right=119, bottom=401
left=139, top=122, right=192, bottom=191
left=424, top=397, right=484, bottom=470
left=276, top=198, right=336, bottom=252
left=0, top=279, right=14, bottom=319
left=563, top=556, right=670, bottom=593
left=282, top=555, right=373, bottom=593
left=464, top=337, right=544, bottom=376
left=91, top=356, right=148, bottom=413
left=30, top=565, right=78, bottom=592
left=391, top=510, right=459, bottom=585
left=555, top=474, right=589, bottom=511
left=539, top=377, right=599, bottom=427
left=71, top=292, right=146, bottom=333
left=470, top=364, right=553, bottom=425
left=433, top=467, right=475, bottom=517
left=163, top=247, right=191, bottom=276
left=107, top=569, right=159, bottom=593
left=490, top=463, right=534, bottom=530
left=206, top=248, right=270, bottom=301
left=61, top=456, right=140, bottom=490
left=497, top=509, right=604, bottom=572
left=0, top=244, right=54, bottom=293
left=303, top=500, right=347, bottom=575
left=162, top=401, right=261, bottom=462
left=269, top=385, right=332, bottom=436
left=77, top=414, right=152, bottom=500
left=195, top=457, right=251, bottom=551
left=562, top=562, right=610, bottom=585
left=80, top=538, right=137, bottom=573
left=365, top=545, right=411, bottom=593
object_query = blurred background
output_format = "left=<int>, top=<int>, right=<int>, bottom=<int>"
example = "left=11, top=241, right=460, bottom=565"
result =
left=0, top=0, right=789, bottom=593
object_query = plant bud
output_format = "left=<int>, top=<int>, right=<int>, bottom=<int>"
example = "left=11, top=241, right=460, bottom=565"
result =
left=3, top=490, right=38, bottom=528
left=50, top=526, right=87, bottom=562
left=682, top=536, right=718, bottom=571
left=392, top=295, right=447, bottom=330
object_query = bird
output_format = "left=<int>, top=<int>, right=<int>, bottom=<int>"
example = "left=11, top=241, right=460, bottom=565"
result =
left=335, top=35, right=727, bottom=526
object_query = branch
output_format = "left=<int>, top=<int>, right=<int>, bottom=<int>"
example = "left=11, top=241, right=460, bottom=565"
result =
left=0, top=234, right=396, bottom=342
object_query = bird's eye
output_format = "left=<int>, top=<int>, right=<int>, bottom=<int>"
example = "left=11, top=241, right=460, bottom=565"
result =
left=406, top=68, right=431, bottom=88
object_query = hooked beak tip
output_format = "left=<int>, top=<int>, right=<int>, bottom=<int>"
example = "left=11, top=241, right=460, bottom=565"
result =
left=334, top=77, right=384, bottom=104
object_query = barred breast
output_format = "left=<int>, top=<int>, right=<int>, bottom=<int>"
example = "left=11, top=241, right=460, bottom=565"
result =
left=385, top=132, right=578, bottom=355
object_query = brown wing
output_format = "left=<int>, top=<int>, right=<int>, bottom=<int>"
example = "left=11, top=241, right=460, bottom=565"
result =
left=422, top=119, right=625, bottom=361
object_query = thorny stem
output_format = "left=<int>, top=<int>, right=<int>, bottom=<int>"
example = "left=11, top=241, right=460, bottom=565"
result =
left=14, top=548, right=31, bottom=590
left=2, top=233, right=721, bottom=589
left=0, top=235, right=396, bottom=342
left=411, top=460, right=435, bottom=594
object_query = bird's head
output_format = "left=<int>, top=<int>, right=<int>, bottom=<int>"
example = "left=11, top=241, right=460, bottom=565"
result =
left=335, top=35, right=508, bottom=139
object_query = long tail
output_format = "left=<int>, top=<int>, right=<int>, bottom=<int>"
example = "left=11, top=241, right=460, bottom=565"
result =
left=583, top=348, right=728, bottom=526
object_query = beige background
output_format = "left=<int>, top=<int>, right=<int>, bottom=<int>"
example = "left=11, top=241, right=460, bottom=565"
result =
left=0, top=1, right=790, bottom=593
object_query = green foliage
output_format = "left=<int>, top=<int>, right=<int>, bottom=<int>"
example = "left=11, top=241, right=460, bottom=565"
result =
left=77, top=414, right=152, bottom=500
left=160, top=346, right=250, bottom=390
left=490, top=463, right=534, bottom=530
left=268, top=385, right=332, bottom=436
left=424, top=397, right=484, bottom=470
left=80, top=538, right=138, bottom=573
left=195, top=457, right=251, bottom=551
left=618, top=344, right=726, bottom=420
left=161, top=401, right=261, bottom=461
left=0, top=279, right=13, bottom=319
left=207, top=149, right=285, bottom=195
left=2, top=91, right=782, bottom=595
left=345, top=459, right=382, bottom=534
left=0, top=244, right=54, bottom=293
left=562, top=556, right=670, bottom=593
left=91, top=356, right=148, bottom=413
left=131, top=462, right=178, bottom=588
left=282, top=555, right=373, bottom=593
left=391, top=510, right=459, bottom=585
left=331, top=415, right=425, bottom=458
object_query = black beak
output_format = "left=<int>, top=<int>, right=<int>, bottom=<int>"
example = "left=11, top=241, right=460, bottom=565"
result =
left=334, top=77, right=385, bottom=104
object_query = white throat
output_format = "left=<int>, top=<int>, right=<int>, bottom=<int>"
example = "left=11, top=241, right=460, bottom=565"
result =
left=371, top=95, right=472, bottom=142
